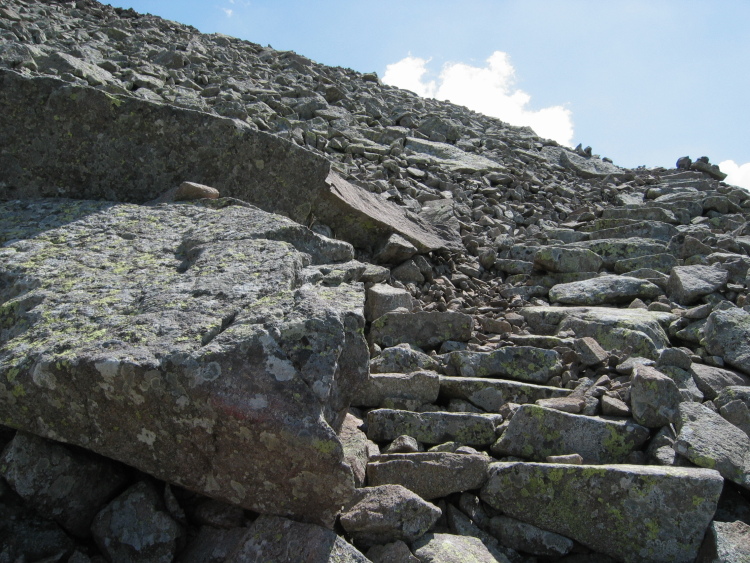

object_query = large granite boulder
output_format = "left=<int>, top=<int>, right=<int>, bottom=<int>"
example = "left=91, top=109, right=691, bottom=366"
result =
left=704, top=308, right=750, bottom=376
left=481, top=462, right=723, bottom=563
left=0, top=198, right=370, bottom=525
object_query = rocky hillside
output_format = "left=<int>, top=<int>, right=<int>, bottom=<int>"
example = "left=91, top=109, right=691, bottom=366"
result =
left=1, top=0, right=749, bottom=561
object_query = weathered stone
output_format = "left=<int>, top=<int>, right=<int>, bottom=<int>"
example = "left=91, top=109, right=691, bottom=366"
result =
left=367, top=452, right=490, bottom=499
left=412, top=533, right=502, bottom=563
left=668, top=265, right=728, bottom=305
left=340, top=485, right=441, bottom=547
left=568, top=238, right=668, bottom=268
left=533, top=247, right=602, bottom=273
left=385, top=435, right=424, bottom=453
left=225, top=514, right=369, bottom=562
left=601, top=394, right=631, bottom=416
left=353, top=371, right=440, bottom=409
left=366, top=283, right=414, bottom=321
left=704, top=308, right=750, bottom=376
left=367, top=541, right=420, bottom=563
left=439, top=376, right=570, bottom=412
left=614, top=253, right=679, bottom=275
left=675, top=402, right=750, bottom=488
left=481, top=462, right=723, bottom=563
left=549, top=275, right=662, bottom=305
left=0, top=432, right=128, bottom=538
left=405, top=137, right=507, bottom=175
left=0, top=200, right=367, bottom=525
left=535, top=396, right=586, bottom=413
left=696, top=520, right=750, bottom=563
left=370, top=346, right=441, bottom=374
left=630, top=365, right=682, bottom=428
left=178, top=527, right=248, bottom=563
left=367, top=409, right=500, bottom=447
left=445, top=504, right=515, bottom=563
left=689, top=363, right=750, bottom=400
left=339, top=412, right=371, bottom=488
left=447, top=347, right=563, bottom=383
left=714, top=386, right=750, bottom=437
left=174, top=181, right=220, bottom=201
left=91, top=481, right=183, bottom=563
left=492, top=404, right=650, bottom=463
left=369, top=311, right=473, bottom=349
left=574, top=337, right=609, bottom=367
left=488, top=515, right=573, bottom=557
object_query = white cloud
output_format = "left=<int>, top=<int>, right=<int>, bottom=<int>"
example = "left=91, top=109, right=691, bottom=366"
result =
left=719, top=160, right=750, bottom=190
left=383, top=51, right=574, bottom=147
left=222, top=8, right=233, bottom=17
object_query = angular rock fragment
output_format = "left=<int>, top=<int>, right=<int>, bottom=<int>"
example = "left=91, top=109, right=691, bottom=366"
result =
left=412, top=533, right=506, bottom=563
left=447, top=346, right=563, bottom=383
left=367, top=452, right=490, bottom=499
left=704, top=308, right=750, bottom=376
left=549, top=275, right=662, bottom=306
left=367, top=409, right=500, bottom=447
left=439, top=376, right=570, bottom=412
left=340, top=484, right=441, bottom=547
left=177, top=527, right=248, bottom=563
left=630, top=365, right=682, bottom=428
left=366, top=283, right=414, bottom=321
left=370, top=345, right=440, bottom=374
left=367, top=541, right=420, bottom=563
left=697, top=520, right=750, bottom=563
left=338, top=412, right=372, bottom=488
left=481, top=462, right=723, bottom=563
left=668, top=265, right=728, bottom=305
left=714, top=386, right=750, bottom=437
left=488, top=515, right=573, bottom=557
left=492, top=404, right=649, bottom=463
left=533, top=246, right=602, bottom=273
left=353, top=371, right=441, bottom=408
left=689, top=363, right=750, bottom=400
left=369, top=311, right=473, bottom=349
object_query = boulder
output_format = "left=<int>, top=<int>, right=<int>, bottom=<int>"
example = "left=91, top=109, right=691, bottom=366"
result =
left=439, top=376, right=570, bottom=412
left=370, top=345, right=440, bottom=374
left=714, top=386, right=750, bottom=437
left=668, top=265, right=728, bottom=305
left=367, top=541, right=420, bottom=563
left=492, top=404, right=650, bottom=464
left=353, top=371, right=441, bottom=409
left=412, top=533, right=504, bottom=563
left=366, top=284, right=414, bottom=321
left=488, top=515, right=573, bottom=557
left=338, top=412, right=372, bottom=488
left=533, top=247, right=602, bottom=273
left=369, top=311, right=473, bottom=349
left=549, top=275, right=662, bottom=306
left=178, top=527, right=248, bottom=563
left=367, top=452, right=490, bottom=499
left=340, top=484, right=441, bottom=547
left=0, top=199, right=369, bottom=525
left=697, top=520, right=750, bottom=563
left=481, top=462, right=724, bottom=563
left=630, top=365, right=682, bottom=428
left=704, top=308, right=750, bottom=376
left=568, top=238, right=668, bottom=268
left=689, top=363, right=750, bottom=400
left=367, top=409, right=500, bottom=447
left=447, top=347, right=563, bottom=383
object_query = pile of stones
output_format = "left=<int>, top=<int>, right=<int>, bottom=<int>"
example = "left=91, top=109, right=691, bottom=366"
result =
left=1, top=0, right=749, bottom=561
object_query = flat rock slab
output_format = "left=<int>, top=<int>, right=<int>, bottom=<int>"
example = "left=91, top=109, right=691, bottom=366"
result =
left=0, top=199, right=369, bottom=525
left=533, top=246, right=603, bottom=274
left=367, top=409, right=500, bottom=446
left=568, top=238, right=668, bottom=268
left=521, top=306, right=675, bottom=359
left=367, top=452, right=490, bottom=499
left=352, top=371, right=441, bottom=408
left=697, top=520, right=750, bottom=563
left=412, top=533, right=503, bottom=563
left=668, top=265, right=728, bottom=305
left=689, top=363, right=750, bottom=400
left=481, top=462, right=724, bottom=563
left=493, top=404, right=650, bottom=464
left=549, top=275, right=662, bottom=306
left=369, top=311, right=473, bottom=349
left=704, top=308, right=750, bottom=376
left=439, top=376, right=570, bottom=412
left=447, top=347, right=563, bottom=384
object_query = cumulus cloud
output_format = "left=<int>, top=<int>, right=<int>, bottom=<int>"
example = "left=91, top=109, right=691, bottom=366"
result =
left=719, top=160, right=750, bottom=191
left=383, top=51, right=574, bottom=146
left=222, top=8, right=233, bottom=17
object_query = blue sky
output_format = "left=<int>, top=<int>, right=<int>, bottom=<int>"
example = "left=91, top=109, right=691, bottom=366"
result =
left=114, top=1, right=750, bottom=187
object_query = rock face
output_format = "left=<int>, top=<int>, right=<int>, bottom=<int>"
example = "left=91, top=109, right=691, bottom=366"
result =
left=2, top=0, right=750, bottom=560
left=0, top=198, right=367, bottom=525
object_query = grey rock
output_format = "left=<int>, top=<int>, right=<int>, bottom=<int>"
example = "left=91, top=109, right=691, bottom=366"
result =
left=488, top=515, right=573, bottom=557
left=367, top=452, right=490, bottom=500
left=668, top=265, right=728, bottom=305
left=704, top=308, right=750, bottom=375
left=600, top=394, right=631, bottom=416
left=366, top=283, right=414, bottom=322
left=675, top=402, right=750, bottom=488
left=339, top=412, right=372, bottom=488
left=714, top=386, right=750, bottom=437
left=614, top=253, right=679, bottom=275
left=689, top=363, right=750, bottom=400
left=549, top=275, right=662, bottom=306
left=225, top=514, right=370, bottom=562
left=630, top=365, right=682, bottom=428
left=393, top=259, right=426, bottom=284
left=533, top=246, right=602, bottom=273
left=658, top=366, right=704, bottom=401
left=696, top=520, right=750, bottom=563
left=0, top=200, right=365, bottom=525
left=574, top=337, right=609, bottom=367
left=370, top=345, right=440, bottom=374
left=493, top=404, right=650, bottom=463
left=367, top=409, right=499, bottom=447
left=445, top=505, right=515, bottom=563
left=404, top=137, right=507, bottom=175
left=439, top=376, right=570, bottom=412
left=177, top=527, right=248, bottom=563
left=353, top=371, right=440, bottom=408
left=367, top=541, right=420, bottom=563
left=91, top=481, right=183, bottom=563
left=385, top=435, right=424, bottom=453
left=657, top=347, right=693, bottom=370
left=340, top=485, right=441, bottom=547
left=568, top=238, right=668, bottom=268
left=412, top=533, right=502, bottom=563
left=0, top=432, right=127, bottom=538
left=481, top=462, right=723, bottom=563
left=369, top=311, right=473, bottom=349
left=447, top=346, right=563, bottom=383
left=535, top=396, right=586, bottom=413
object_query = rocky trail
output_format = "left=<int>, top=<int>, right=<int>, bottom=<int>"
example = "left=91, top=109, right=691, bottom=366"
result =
left=1, top=1, right=750, bottom=562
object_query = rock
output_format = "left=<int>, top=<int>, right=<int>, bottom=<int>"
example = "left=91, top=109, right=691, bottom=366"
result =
left=704, top=308, right=750, bottom=375
left=492, top=404, right=650, bottom=463
left=225, top=514, right=370, bottom=562
left=696, top=520, right=750, bottom=563
left=447, top=347, right=563, bottom=383
left=353, top=371, right=440, bottom=408
left=574, top=337, right=609, bottom=367
left=392, top=259, right=426, bottom=284
left=546, top=453, right=584, bottom=464
left=630, top=365, right=682, bottom=428
left=481, top=462, right=723, bottom=563
left=675, top=402, right=750, bottom=488
left=714, top=386, right=750, bottom=437
left=0, top=199, right=366, bottom=525
left=369, top=311, right=473, bottom=349
left=404, top=137, right=507, bottom=175
left=549, top=275, right=662, bottom=306
left=385, top=435, right=424, bottom=453
left=340, top=485, right=441, bottom=547
left=439, top=376, right=570, bottom=412
left=601, top=394, right=631, bottom=416
left=366, top=283, right=414, bottom=321
left=668, top=265, right=728, bottom=305
left=488, top=515, right=574, bottom=557
left=368, top=541, right=420, bottom=563
left=691, top=158, right=728, bottom=181
left=367, top=452, right=490, bottom=499
left=174, top=181, right=220, bottom=201
left=614, top=253, right=678, bottom=275
left=689, top=363, right=750, bottom=400
left=535, top=396, right=586, bottom=413
left=370, top=345, right=440, bottom=374
left=412, top=533, right=503, bottom=563
left=533, top=247, right=602, bottom=273
left=178, top=527, right=248, bottom=563
left=0, top=432, right=128, bottom=538
left=568, top=238, right=668, bottom=268
left=339, top=412, right=372, bottom=487
left=91, top=481, right=183, bottom=563
left=445, top=504, right=515, bottom=563
left=367, top=409, right=500, bottom=447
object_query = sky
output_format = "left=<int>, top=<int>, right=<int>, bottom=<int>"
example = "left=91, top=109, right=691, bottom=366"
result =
left=114, top=1, right=750, bottom=189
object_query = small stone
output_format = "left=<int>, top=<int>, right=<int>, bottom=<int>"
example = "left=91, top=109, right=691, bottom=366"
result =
left=545, top=453, right=583, bottom=464
left=175, top=181, right=220, bottom=200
